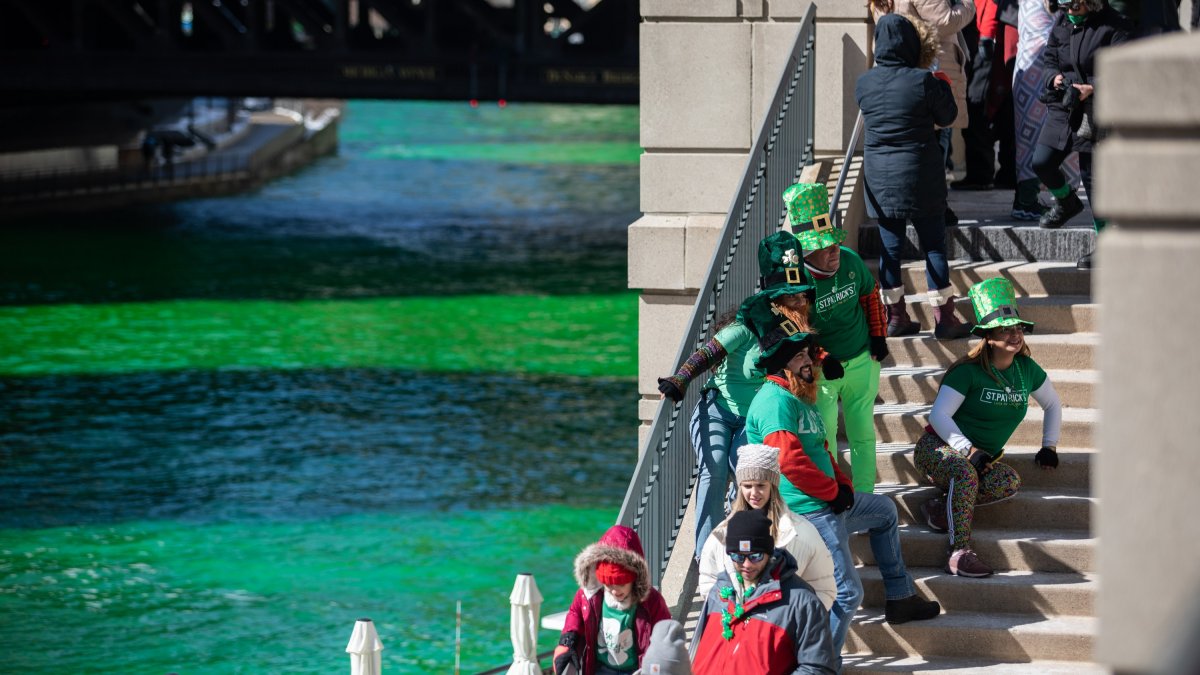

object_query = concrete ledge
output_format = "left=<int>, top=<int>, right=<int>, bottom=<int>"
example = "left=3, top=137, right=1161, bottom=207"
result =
left=638, top=293, right=698, bottom=395
left=1096, top=31, right=1200, bottom=129
left=640, top=152, right=745, bottom=213
left=628, top=215, right=687, bottom=290
left=640, top=22, right=752, bottom=150
left=1095, top=138, right=1200, bottom=222
left=684, top=214, right=726, bottom=290
left=641, top=0, right=739, bottom=18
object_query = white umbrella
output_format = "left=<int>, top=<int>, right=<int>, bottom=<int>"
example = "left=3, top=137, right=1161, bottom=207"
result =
left=346, top=617, right=384, bottom=675
left=506, top=573, right=544, bottom=675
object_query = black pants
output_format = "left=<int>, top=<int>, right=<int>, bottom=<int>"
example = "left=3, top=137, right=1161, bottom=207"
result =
left=962, top=98, right=994, bottom=181
left=1031, top=141, right=1092, bottom=201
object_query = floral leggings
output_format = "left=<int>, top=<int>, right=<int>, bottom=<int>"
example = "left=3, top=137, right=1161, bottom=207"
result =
left=913, top=431, right=1022, bottom=550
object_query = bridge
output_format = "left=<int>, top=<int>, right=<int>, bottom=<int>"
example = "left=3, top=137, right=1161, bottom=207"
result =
left=0, top=0, right=638, bottom=103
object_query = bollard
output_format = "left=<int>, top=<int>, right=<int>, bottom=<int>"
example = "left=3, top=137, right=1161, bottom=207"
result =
left=346, top=617, right=384, bottom=675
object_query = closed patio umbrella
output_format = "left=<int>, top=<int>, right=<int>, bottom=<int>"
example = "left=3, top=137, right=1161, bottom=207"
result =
left=506, top=573, right=544, bottom=675
left=346, top=617, right=384, bottom=675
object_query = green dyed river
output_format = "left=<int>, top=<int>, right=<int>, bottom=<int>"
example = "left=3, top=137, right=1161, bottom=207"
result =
left=0, top=100, right=642, bottom=673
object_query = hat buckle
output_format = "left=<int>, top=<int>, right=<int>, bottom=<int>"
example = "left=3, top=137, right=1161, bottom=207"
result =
left=811, top=212, right=832, bottom=232
left=779, top=319, right=799, bottom=336
left=785, top=267, right=803, bottom=284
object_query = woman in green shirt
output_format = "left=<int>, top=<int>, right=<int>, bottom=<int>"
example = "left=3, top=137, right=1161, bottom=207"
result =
left=914, top=279, right=1062, bottom=577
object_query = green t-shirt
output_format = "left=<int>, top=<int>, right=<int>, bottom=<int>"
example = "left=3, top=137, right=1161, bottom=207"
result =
left=597, top=598, right=638, bottom=671
left=746, top=380, right=833, bottom=514
left=806, top=247, right=875, bottom=361
left=941, top=354, right=1048, bottom=456
left=704, top=321, right=764, bottom=417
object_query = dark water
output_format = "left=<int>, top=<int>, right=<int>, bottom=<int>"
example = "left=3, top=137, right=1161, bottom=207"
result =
left=0, top=100, right=642, bottom=673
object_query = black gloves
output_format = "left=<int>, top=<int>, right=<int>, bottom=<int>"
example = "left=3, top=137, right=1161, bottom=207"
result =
left=554, top=632, right=581, bottom=675
left=968, top=448, right=994, bottom=476
left=1034, top=446, right=1059, bottom=469
left=869, top=336, right=889, bottom=362
left=657, top=377, right=685, bottom=403
left=830, top=483, right=855, bottom=514
left=822, top=357, right=845, bottom=380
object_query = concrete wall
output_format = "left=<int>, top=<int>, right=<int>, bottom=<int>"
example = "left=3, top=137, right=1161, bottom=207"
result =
left=631, top=0, right=871, bottom=447
left=1094, top=30, right=1200, bottom=674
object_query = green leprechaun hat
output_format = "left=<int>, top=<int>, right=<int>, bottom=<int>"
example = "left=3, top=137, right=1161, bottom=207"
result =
left=783, top=182, right=846, bottom=251
left=968, top=278, right=1035, bottom=336
left=756, top=231, right=815, bottom=298
left=738, top=291, right=816, bottom=373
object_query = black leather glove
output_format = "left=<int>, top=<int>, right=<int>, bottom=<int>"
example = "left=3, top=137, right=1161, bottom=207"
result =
left=829, top=483, right=855, bottom=514
left=1034, top=446, right=1059, bottom=469
left=968, top=448, right=994, bottom=476
left=554, top=632, right=581, bottom=675
left=869, top=336, right=889, bottom=362
left=822, top=357, right=845, bottom=380
left=656, top=377, right=684, bottom=403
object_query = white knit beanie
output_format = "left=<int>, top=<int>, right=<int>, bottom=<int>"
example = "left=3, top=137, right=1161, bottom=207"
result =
left=735, top=444, right=780, bottom=485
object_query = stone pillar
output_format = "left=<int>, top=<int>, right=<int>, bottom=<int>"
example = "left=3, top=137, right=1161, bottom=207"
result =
left=1094, top=31, right=1200, bottom=674
left=632, top=0, right=871, bottom=449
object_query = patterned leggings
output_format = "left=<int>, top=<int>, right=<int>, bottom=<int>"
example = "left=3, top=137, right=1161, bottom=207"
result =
left=913, top=431, right=1022, bottom=550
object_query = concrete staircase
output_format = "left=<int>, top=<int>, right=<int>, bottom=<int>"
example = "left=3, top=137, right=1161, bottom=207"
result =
left=840, top=258, right=1101, bottom=674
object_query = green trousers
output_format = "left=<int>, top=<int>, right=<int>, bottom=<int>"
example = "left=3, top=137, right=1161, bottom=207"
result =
left=817, top=349, right=881, bottom=493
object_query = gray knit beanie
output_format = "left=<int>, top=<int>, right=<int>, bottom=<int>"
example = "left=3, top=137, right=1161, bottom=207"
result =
left=735, top=444, right=780, bottom=485
left=637, top=619, right=691, bottom=675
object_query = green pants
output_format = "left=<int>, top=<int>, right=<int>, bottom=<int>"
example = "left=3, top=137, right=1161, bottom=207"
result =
left=817, top=349, right=881, bottom=493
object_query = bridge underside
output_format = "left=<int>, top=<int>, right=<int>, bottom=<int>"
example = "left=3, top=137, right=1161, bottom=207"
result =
left=0, top=0, right=638, bottom=104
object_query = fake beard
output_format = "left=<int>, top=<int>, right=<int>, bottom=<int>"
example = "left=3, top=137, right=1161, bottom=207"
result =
left=785, top=369, right=818, bottom=403
left=770, top=301, right=815, bottom=334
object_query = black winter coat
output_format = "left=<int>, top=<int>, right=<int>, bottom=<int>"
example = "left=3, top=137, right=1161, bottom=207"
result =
left=1037, top=7, right=1130, bottom=152
left=855, top=14, right=958, bottom=220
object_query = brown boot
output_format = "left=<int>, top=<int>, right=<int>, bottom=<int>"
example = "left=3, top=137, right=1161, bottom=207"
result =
left=886, top=301, right=919, bottom=337
left=932, top=294, right=972, bottom=340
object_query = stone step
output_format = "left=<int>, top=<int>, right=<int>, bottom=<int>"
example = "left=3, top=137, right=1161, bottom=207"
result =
left=858, top=567, right=1097, bottom=616
left=902, top=294, right=1096, bottom=334
left=883, top=333, right=1098, bottom=370
left=866, top=260, right=1093, bottom=298
left=874, top=483, right=1093, bottom=532
left=852, top=526, right=1096, bottom=574
left=871, top=403, right=1096, bottom=449
left=843, top=654, right=1105, bottom=674
left=838, top=442, right=1094, bottom=491
left=845, top=610, right=1096, bottom=662
left=877, top=366, right=1096, bottom=409
left=857, top=222, right=1097, bottom=263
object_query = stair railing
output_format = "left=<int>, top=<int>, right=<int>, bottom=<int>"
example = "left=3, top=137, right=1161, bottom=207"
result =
left=617, top=3, right=818, bottom=589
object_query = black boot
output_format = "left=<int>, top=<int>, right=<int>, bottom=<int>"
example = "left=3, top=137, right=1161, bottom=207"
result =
left=1077, top=250, right=1094, bottom=270
left=933, top=295, right=973, bottom=340
left=886, top=301, right=920, bottom=337
left=1039, top=191, right=1084, bottom=229
left=885, top=593, right=942, bottom=624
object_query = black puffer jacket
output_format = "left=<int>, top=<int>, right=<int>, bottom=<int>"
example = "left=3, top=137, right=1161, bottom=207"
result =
left=1037, top=7, right=1130, bottom=152
left=855, top=13, right=958, bottom=219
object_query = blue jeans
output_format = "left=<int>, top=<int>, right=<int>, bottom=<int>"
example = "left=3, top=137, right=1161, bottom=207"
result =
left=804, top=493, right=915, bottom=667
left=690, top=389, right=746, bottom=555
left=876, top=214, right=951, bottom=294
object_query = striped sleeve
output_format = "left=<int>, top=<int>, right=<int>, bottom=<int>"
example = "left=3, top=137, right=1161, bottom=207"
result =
left=860, top=281, right=887, bottom=338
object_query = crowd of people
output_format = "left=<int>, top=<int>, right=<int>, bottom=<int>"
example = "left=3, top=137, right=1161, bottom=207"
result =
left=544, top=0, right=1177, bottom=671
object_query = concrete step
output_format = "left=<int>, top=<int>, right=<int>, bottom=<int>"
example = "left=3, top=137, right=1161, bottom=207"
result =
left=845, top=610, right=1096, bottom=662
left=858, top=222, right=1097, bottom=263
left=858, top=567, right=1097, bottom=616
left=877, top=366, right=1096, bottom=409
left=874, top=483, right=1093, bottom=532
left=843, top=654, right=1105, bottom=674
left=902, top=294, right=1096, bottom=334
left=838, top=442, right=1094, bottom=491
left=871, top=403, right=1096, bottom=449
left=883, top=332, right=1098, bottom=370
left=866, top=260, right=1093, bottom=298
left=851, top=526, right=1096, bottom=574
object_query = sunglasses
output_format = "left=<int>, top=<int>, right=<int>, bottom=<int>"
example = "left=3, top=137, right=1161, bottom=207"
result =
left=1058, top=0, right=1084, bottom=8
left=728, top=551, right=768, bottom=564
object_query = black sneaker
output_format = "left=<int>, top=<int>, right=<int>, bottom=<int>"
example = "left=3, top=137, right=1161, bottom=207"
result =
left=1039, top=192, right=1084, bottom=229
left=1077, top=250, right=1094, bottom=269
left=885, top=594, right=942, bottom=624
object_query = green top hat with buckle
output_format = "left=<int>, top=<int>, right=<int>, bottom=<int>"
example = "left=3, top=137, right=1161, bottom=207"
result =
left=738, top=291, right=816, bottom=373
left=968, top=278, right=1036, bottom=336
left=756, top=231, right=816, bottom=299
left=783, top=182, right=846, bottom=251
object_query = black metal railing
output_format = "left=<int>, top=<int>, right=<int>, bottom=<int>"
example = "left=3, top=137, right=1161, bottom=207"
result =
left=616, top=3, right=818, bottom=589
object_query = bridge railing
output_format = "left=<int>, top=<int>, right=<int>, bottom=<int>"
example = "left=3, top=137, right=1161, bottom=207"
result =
left=616, top=4, right=818, bottom=590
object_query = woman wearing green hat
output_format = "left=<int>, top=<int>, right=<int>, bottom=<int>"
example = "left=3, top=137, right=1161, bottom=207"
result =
left=914, top=278, right=1063, bottom=577
left=656, top=231, right=820, bottom=558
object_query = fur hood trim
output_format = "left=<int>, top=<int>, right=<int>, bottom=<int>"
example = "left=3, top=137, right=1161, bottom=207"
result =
left=573, top=525, right=652, bottom=603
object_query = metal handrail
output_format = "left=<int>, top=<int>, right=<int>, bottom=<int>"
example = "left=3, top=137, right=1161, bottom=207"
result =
left=616, top=4, right=818, bottom=589
left=830, top=111, right=865, bottom=228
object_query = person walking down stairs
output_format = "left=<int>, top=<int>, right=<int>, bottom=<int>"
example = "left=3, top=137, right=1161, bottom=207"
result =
left=854, top=13, right=974, bottom=341
left=914, top=278, right=1063, bottom=577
